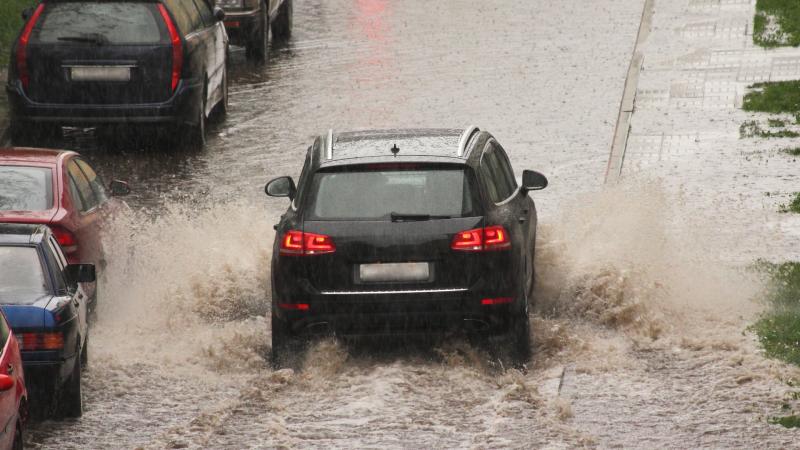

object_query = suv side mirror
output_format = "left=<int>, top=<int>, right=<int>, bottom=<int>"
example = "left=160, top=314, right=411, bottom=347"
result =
left=521, top=170, right=548, bottom=192
left=22, top=7, right=33, bottom=21
left=109, top=179, right=131, bottom=196
left=213, top=6, right=226, bottom=21
left=265, top=176, right=296, bottom=200
left=65, top=264, right=96, bottom=284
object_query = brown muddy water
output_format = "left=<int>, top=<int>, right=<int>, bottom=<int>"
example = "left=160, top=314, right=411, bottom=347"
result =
left=21, top=0, right=800, bottom=448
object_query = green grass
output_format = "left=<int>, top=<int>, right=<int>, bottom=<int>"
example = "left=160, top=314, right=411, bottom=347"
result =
left=754, top=0, right=800, bottom=47
left=769, top=414, right=800, bottom=428
left=0, top=0, right=36, bottom=65
left=783, top=147, right=800, bottom=156
left=752, top=262, right=800, bottom=366
left=743, top=81, right=800, bottom=114
left=740, top=120, right=800, bottom=138
left=780, top=193, right=800, bottom=213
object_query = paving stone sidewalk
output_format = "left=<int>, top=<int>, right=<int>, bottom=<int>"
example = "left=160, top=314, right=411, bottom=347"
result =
left=618, top=0, right=800, bottom=261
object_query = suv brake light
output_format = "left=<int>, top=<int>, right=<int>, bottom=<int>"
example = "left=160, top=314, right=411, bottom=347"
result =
left=16, top=3, right=45, bottom=91
left=50, top=226, right=78, bottom=255
left=451, top=225, right=511, bottom=251
left=157, top=4, right=183, bottom=92
left=280, top=230, right=336, bottom=256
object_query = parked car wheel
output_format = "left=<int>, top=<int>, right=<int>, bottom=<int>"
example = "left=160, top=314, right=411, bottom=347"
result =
left=246, top=0, right=269, bottom=63
left=212, top=65, right=229, bottom=122
left=81, top=335, right=88, bottom=369
left=182, top=87, right=207, bottom=148
left=272, top=0, right=293, bottom=41
left=57, top=349, right=82, bottom=418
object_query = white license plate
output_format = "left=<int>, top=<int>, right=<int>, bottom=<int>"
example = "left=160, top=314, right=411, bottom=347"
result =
left=70, top=66, right=131, bottom=82
left=359, top=262, right=430, bottom=283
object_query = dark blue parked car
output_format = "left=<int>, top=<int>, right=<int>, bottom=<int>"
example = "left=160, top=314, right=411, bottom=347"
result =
left=0, top=223, right=93, bottom=418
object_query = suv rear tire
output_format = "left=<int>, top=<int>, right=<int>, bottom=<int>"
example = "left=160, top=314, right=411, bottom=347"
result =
left=272, top=0, right=293, bottom=41
left=270, top=312, right=305, bottom=369
left=246, top=0, right=269, bottom=63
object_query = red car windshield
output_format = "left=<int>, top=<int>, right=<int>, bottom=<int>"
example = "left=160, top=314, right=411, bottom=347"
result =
left=0, top=166, right=53, bottom=211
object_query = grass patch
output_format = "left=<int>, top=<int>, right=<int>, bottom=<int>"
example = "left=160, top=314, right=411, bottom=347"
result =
left=743, top=81, right=800, bottom=115
left=769, top=118, right=788, bottom=128
left=754, top=0, right=800, bottom=47
left=783, top=147, right=800, bottom=156
left=779, top=193, right=800, bottom=213
left=0, top=0, right=36, bottom=65
left=769, top=415, right=800, bottom=428
left=740, top=120, right=800, bottom=138
left=752, top=262, right=800, bottom=366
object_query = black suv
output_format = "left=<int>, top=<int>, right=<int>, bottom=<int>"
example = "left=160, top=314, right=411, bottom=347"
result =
left=7, top=0, right=229, bottom=147
left=265, top=127, right=548, bottom=366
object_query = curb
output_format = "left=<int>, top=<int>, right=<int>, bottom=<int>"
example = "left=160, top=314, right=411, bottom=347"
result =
left=604, top=0, right=655, bottom=184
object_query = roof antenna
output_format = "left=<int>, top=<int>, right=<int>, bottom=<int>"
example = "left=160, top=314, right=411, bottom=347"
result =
left=390, top=143, right=400, bottom=156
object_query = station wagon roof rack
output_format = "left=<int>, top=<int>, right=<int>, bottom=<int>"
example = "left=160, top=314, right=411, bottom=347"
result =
left=457, top=125, right=479, bottom=157
left=326, top=129, right=334, bottom=160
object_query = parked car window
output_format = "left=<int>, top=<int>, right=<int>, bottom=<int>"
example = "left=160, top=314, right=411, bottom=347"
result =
left=75, top=159, right=109, bottom=204
left=0, top=313, right=9, bottom=350
left=67, top=161, right=98, bottom=212
left=43, top=239, right=68, bottom=293
left=479, top=151, right=502, bottom=203
left=307, top=167, right=480, bottom=220
left=293, top=150, right=312, bottom=205
left=35, top=2, right=164, bottom=45
left=192, top=0, right=215, bottom=27
left=0, top=166, right=53, bottom=211
left=0, top=247, right=49, bottom=301
left=68, top=176, right=85, bottom=212
left=163, top=0, right=196, bottom=34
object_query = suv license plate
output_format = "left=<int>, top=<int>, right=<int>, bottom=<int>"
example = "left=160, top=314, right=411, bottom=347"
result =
left=70, top=66, right=131, bottom=82
left=359, top=262, right=430, bottom=283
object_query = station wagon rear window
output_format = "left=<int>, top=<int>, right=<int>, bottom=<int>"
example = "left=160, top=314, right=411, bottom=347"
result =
left=36, top=3, right=163, bottom=45
left=306, top=165, right=481, bottom=220
left=0, top=247, right=48, bottom=300
left=0, top=166, right=53, bottom=211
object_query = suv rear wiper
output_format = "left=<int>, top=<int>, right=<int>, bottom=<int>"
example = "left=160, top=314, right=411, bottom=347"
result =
left=390, top=212, right=452, bottom=222
left=57, top=33, right=108, bottom=46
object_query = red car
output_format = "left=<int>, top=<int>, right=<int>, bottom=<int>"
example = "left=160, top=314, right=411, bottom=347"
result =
left=0, top=148, right=129, bottom=310
left=0, top=310, right=27, bottom=449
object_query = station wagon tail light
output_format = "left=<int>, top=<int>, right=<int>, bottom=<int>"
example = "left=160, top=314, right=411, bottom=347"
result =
left=481, top=297, right=514, bottom=306
left=157, top=4, right=183, bottom=92
left=280, top=230, right=336, bottom=255
left=19, top=332, right=64, bottom=351
left=278, top=303, right=310, bottom=311
left=451, top=225, right=511, bottom=252
left=50, top=226, right=78, bottom=255
left=16, top=3, right=45, bottom=90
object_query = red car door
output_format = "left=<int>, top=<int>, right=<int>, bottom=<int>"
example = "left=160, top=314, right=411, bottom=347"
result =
left=63, top=157, right=104, bottom=266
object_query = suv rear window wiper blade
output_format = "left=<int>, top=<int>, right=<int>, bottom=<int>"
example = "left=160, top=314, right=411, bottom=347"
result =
left=57, top=33, right=108, bottom=46
left=390, top=212, right=452, bottom=222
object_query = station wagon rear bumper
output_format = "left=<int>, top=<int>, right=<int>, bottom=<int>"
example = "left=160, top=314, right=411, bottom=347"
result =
left=6, top=79, right=203, bottom=127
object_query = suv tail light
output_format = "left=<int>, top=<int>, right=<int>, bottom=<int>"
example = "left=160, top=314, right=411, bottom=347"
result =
left=451, top=225, right=511, bottom=252
left=50, top=226, right=78, bottom=255
left=16, top=3, right=45, bottom=91
left=19, top=332, right=64, bottom=351
left=157, top=4, right=183, bottom=92
left=280, top=230, right=336, bottom=256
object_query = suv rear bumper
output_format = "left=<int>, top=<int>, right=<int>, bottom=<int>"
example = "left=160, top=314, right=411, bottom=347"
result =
left=6, top=79, right=203, bottom=127
left=222, top=9, right=260, bottom=45
left=274, top=284, right=520, bottom=338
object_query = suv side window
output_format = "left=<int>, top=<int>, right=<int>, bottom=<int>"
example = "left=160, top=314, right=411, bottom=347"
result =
left=480, top=141, right=516, bottom=203
left=492, top=143, right=518, bottom=194
left=164, top=0, right=195, bottom=34
left=191, top=0, right=215, bottom=27
left=293, top=150, right=313, bottom=206
left=43, top=240, right=68, bottom=293
left=75, top=159, right=109, bottom=205
left=67, top=160, right=98, bottom=212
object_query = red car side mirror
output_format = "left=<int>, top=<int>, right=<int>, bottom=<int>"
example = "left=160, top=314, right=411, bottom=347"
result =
left=0, top=374, right=14, bottom=392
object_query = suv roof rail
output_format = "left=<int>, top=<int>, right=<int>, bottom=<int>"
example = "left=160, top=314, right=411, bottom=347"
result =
left=457, top=125, right=479, bottom=157
left=326, top=129, right=334, bottom=160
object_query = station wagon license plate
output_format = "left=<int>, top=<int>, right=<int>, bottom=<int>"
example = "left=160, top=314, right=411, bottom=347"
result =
left=359, top=262, right=430, bottom=283
left=70, top=66, right=131, bottom=82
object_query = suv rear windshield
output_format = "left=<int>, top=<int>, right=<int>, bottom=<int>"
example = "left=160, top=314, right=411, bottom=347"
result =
left=0, top=166, right=53, bottom=211
left=36, top=2, right=163, bottom=45
left=306, top=165, right=481, bottom=220
left=0, top=247, right=48, bottom=300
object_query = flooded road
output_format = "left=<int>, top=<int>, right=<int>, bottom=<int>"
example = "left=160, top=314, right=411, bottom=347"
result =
left=21, top=0, right=800, bottom=448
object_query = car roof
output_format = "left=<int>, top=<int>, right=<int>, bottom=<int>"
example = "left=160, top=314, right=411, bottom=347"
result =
left=318, top=127, right=480, bottom=167
left=0, top=223, right=48, bottom=245
left=0, top=147, right=76, bottom=165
